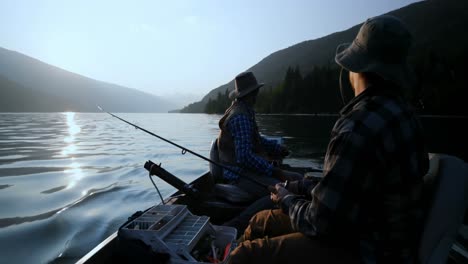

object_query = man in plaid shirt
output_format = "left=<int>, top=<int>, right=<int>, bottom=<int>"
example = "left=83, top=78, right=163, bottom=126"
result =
left=230, top=15, right=429, bottom=264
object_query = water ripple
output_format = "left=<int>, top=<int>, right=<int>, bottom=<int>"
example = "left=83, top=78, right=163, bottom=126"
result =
left=0, top=183, right=129, bottom=228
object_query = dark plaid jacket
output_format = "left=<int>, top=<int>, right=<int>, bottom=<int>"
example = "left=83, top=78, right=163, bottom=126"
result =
left=281, top=85, right=429, bottom=263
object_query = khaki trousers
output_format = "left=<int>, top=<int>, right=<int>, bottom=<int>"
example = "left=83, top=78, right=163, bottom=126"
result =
left=229, top=209, right=360, bottom=264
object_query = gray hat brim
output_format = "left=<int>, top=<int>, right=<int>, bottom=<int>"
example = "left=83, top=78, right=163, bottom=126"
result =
left=229, top=83, right=264, bottom=100
left=335, top=42, right=414, bottom=88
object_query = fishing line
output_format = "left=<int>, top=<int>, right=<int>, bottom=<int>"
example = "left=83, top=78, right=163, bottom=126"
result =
left=149, top=163, right=165, bottom=205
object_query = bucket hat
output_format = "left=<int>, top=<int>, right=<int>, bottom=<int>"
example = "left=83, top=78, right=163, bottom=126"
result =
left=335, top=15, right=414, bottom=88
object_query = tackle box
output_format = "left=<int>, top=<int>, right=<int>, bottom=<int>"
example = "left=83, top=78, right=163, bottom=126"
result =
left=119, top=204, right=237, bottom=264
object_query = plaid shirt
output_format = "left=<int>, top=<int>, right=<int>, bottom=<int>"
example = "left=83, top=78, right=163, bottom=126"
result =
left=223, top=104, right=280, bottom=181
left=281, top=86, right=428, bottom=263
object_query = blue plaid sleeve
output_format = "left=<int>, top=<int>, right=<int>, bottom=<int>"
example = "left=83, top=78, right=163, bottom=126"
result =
left=227, top=114, right=273, bottom=177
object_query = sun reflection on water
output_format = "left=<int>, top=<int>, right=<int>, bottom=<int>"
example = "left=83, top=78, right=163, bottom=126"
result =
left=62, top=112, right=81, bottom=156
left=61, top=112, right=84, bottom=190
left=63, top=112, right=81, bottom=144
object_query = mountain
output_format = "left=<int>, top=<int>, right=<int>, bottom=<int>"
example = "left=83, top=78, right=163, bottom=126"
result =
left=0, top=47, right=175, bottom=112
left=180, top=0, right=468, bottom=113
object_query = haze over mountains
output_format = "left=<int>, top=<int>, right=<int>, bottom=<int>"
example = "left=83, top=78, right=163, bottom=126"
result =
left=180, top=0, right=468, bottom=113
left=0, top=47, right=176, bottom=112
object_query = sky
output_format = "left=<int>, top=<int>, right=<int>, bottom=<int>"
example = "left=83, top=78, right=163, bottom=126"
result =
left=0, top=0, right=422, bottom=105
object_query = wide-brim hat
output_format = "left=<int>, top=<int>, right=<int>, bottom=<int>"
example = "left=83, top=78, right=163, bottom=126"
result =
left=229, top=71, right=264, bottom=100
left=335, top=15, right=415, bottom=89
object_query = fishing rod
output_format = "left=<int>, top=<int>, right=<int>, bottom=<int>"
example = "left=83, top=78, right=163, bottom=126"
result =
left=97, top=106, right=268, bottom=188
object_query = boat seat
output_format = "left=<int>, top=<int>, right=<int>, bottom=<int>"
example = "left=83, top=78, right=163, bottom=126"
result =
left=418, top=153, right=468, bottom=264
left=209, top=139, right=255, bottom=204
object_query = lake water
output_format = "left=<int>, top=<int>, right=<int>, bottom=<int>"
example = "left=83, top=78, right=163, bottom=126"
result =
left=0, top=113, right=330, bottom=264
left=0, top=113, right=465, bottom=264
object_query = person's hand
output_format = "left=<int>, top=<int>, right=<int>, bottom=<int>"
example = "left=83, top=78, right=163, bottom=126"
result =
left=270, top=183, right=290, bottom=204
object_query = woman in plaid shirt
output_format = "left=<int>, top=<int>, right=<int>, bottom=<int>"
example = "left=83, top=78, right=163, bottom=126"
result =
left=217, top=71, right=303, bottom=199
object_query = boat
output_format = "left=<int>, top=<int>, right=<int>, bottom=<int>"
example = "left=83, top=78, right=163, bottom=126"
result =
left=76, top=140, right=468, bottom=264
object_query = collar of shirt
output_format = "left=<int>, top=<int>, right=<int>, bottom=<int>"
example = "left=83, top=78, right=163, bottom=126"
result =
left=339, top=84, right=402, bottom=116
left=235, top=100, right=256, bottom=117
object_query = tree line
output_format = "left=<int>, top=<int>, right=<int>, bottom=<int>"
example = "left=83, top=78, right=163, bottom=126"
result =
left=205, top=65, right=342, bottom=114
left=204, top=48, right=468, bottom=116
